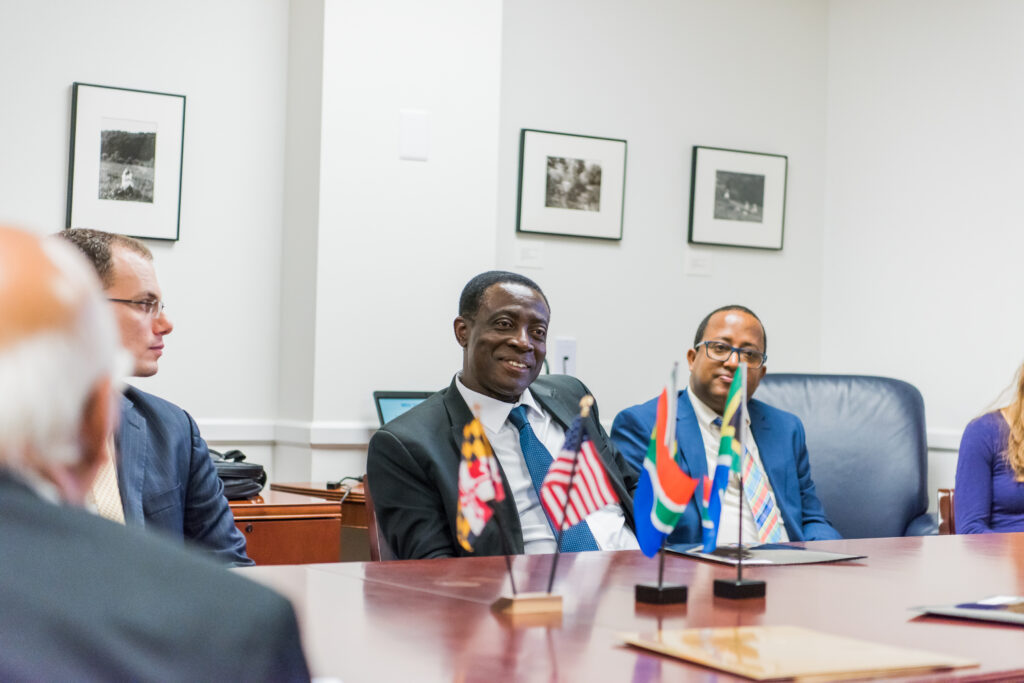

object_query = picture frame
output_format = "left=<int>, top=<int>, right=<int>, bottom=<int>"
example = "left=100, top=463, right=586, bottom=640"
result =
left=516, top=129, right=626, bottom=241
left=66, top=82, right=186, bottom=241
left=688, top=146, right=787, bottom=250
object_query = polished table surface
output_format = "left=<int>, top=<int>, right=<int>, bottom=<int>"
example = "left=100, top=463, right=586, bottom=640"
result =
left=239, top=534, right=1024, bottom=681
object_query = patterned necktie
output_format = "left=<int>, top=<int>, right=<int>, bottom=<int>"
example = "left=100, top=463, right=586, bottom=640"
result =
left=713, top=417, right=782, bottom=544
left=507, top=406, right=599, bottom=552
left=86, top=436, right=125, bottom=524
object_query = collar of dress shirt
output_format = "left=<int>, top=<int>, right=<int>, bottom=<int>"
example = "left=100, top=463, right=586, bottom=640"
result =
left=454, top=374, right=544, bottom=434
left=687, top=381, right=751, bottom=430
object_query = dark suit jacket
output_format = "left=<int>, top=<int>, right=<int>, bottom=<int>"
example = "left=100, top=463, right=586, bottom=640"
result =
left=118, top=385, right=251, bottom=566
left=0, top=472, right=308, bottom=682
left=611, top=389, right=840, bottom=544
left=367, top=375, right=639, bottom=559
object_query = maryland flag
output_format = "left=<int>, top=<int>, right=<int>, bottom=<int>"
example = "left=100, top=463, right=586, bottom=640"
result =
left=633, top=367, right=698, bottom=557
left=702, top=362, right=747, bottom=552
left=456, top=416, right=505, bottom=552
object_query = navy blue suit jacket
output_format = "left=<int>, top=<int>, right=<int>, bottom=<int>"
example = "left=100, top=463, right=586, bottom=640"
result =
left=610, top=389, right=840, bottom=544
left=117, top=386, right=251, bottom=566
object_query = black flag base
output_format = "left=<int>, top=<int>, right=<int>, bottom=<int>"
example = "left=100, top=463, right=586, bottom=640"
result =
left=713, top=578, right=766, bottom=599
left=635, top=583, right=688, bottom=605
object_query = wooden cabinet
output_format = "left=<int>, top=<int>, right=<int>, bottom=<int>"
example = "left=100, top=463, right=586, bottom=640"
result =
left=270, top=482, right=369, bottom=562
left=229, top=491, right=342, bottom=565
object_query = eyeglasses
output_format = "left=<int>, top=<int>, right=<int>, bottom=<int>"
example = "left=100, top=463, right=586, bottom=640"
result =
left=108, top=298, right=166, bottom=318
left=696, top=340, right=767, bottom=368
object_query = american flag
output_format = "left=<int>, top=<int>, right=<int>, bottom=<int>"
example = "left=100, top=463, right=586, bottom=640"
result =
left=539, top=416, right=618, bottom=532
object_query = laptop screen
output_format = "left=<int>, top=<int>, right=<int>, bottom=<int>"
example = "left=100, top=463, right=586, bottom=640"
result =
left=373, top=391, right=433, bottom=426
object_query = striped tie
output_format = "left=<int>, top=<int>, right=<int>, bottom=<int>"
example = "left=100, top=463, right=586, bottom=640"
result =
left=712, top=416, right=782, bottom=544
left=741, top=450, right=783, bottom=543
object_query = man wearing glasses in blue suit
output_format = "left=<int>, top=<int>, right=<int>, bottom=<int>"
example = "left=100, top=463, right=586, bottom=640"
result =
left=611, top=305, right=840, bottom=546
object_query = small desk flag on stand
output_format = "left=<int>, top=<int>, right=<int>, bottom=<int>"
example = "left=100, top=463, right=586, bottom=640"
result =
left=706, top=362, right=767, bottom=599
left=539, top=409, right=619, bottom=533
left=456, top=415, right=505, bottom=552
left=634, top=364, right=697, bottom=605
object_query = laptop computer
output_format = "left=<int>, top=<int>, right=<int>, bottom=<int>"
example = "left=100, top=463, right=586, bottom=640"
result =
left=372, top=391, right=434, bottom=426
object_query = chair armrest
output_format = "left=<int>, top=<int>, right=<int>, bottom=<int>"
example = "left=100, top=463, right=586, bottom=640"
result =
left=904, top=512, right=938, bottom=536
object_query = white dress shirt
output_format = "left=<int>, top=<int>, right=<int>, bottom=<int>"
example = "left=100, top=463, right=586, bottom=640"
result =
left=688, top=386, right=789, bottom=544
left=455, top=375, right=638, bottom=554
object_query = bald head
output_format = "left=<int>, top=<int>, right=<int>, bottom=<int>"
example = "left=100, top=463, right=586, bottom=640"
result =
left=0, top=226, right=122, bottom=503
left=0, top=227, right=83, bottom=349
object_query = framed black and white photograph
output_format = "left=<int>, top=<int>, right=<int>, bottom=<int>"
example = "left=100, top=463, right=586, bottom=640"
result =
left=66, top=83, right=185, bottom=241
left=688, top=146, right=787, bottom=250
left=516, top=129, right=626, bottom=241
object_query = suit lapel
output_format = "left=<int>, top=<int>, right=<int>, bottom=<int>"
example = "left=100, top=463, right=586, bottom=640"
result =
left=529, top=380, right=576, bottom=431
left=116, top=392, right=148, bottom=526
left=676, top=390, right=710, bottom=480
left=748, top=400, right=784, bottom=491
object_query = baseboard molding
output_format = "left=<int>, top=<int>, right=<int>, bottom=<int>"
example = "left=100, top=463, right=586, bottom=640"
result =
left=196, top=417, right=965, bottom=453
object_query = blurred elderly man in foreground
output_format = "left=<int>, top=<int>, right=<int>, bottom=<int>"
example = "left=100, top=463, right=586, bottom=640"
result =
left=0, top=226, right=309, bottom=681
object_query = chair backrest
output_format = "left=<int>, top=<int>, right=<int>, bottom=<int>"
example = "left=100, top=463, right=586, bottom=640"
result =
left=937, top=488, right=956, bottom=534
left=362, top=475, right=395, bottom=561
left=754, top=373, right=933, bottom=538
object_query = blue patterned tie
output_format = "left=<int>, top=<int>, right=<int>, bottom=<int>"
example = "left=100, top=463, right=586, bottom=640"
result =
left=507, top=405, right=599, bottom=552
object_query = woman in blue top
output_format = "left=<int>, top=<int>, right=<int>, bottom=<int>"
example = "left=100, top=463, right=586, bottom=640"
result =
left=955, top=366, right=1024, bottom=533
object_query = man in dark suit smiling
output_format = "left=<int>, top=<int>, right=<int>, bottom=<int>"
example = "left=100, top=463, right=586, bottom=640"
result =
left=367, top=270, right=639, bottom=559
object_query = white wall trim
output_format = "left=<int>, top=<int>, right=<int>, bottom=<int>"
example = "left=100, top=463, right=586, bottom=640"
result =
left=197, top=418, right=377, bottom=447
left=197, top=417, right=964, bottom=453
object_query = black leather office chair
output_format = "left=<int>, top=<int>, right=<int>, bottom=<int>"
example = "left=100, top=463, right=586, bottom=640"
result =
left=754, top=373, right=937, bottom=538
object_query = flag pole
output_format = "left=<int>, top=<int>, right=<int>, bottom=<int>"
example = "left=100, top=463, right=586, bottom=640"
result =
left=491, top=507, right=518, bottom=596
left=635, top=363, right=689, bottom=605
left=657, top=537, right=667, bottom=589
left=489, top=446, right=561, bottom=616
left=471, top=404, right=519, bottom=597
left=736, top=462, right=744, bottom=583
left=546, top=396, right=593, bottom=594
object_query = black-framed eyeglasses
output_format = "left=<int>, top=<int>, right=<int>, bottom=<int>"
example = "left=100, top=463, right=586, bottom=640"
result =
left=696, top=340, right=766, bottom=368
left=108, top=298, right=166, bottom=318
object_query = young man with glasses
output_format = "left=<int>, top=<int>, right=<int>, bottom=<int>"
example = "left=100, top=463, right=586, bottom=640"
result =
left=611, top=305, right=839, bottom=546
left=59, top=229, right=251, bottom=566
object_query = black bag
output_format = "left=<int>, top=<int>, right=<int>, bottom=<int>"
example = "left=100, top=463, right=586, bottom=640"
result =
left=210, top=449, right=267, bottom=500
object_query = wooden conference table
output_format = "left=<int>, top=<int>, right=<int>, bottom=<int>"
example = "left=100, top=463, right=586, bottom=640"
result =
left=239, top=533, right=1024, bottom=681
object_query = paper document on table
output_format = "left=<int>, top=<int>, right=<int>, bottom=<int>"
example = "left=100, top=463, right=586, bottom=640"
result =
left=669, top=543, right=865, bottom=566
left=622, top=625, right=976, bottom=681
left=915, top=595, right=1024, bottom=626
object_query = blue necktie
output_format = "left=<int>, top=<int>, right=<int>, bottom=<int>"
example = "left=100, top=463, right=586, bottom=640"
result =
left=507, top=405, right=599, bottom=552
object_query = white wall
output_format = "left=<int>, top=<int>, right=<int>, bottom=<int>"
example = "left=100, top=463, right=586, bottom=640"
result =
left=4, top=0, right=1015, bottom=494
left=311, top=0, right=504, bottom=423
left=497, top=0, right=830, bottom=419
left=0, top=0, right=290, bottom=426
left=823, top=0, right=1024, bottom=495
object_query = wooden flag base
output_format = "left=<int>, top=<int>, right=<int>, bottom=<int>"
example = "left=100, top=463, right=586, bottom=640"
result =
left=635, top=583, right=688, bottom=605
left=713, top=578, right=766, bottom=599
left=491, top=592, right=562, bottom=615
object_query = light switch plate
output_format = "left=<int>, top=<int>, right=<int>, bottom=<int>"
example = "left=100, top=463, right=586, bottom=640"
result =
left=399, top=109, right=429, bottom=161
